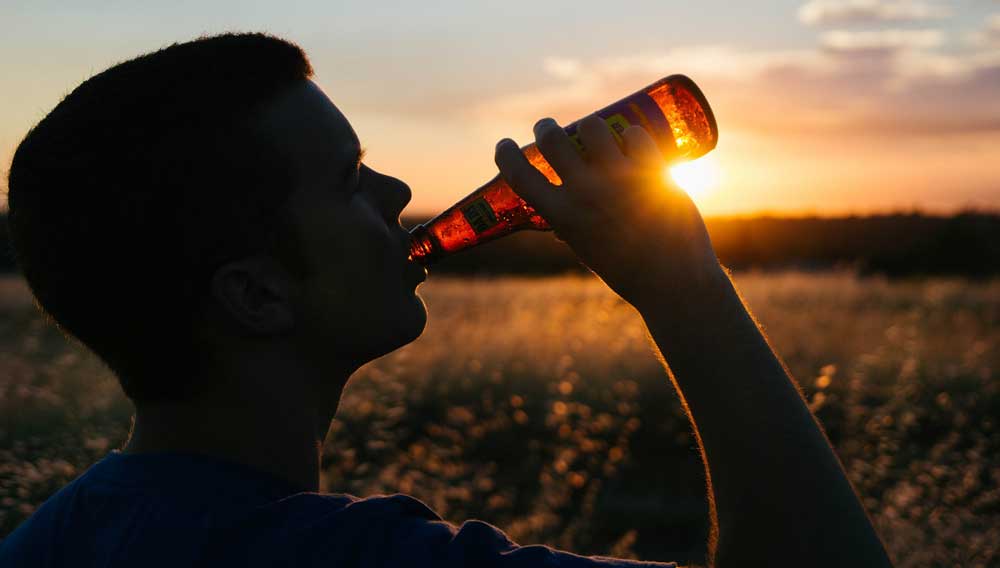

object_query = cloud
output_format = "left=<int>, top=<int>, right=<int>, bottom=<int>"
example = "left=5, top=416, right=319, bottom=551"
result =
left=968, top=14, right=1000, bottom=47
left=820, top=29, right=945, bottom=53
left=799, top=0, right=951, bottom=26
left=893, top=47, right=1000, bottom=83
left=463, top=47, right=836, bottom=131
left=567, top=47, right=836, bottom=82
left=460, top=2, right=998, bottom=143
left=465, top=41, right=1000, bottom=141
left=543, top=57, right=585, bottom=80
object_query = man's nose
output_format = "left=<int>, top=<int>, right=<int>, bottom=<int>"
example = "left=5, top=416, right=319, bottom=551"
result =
left=375, top=170, right=411, bottom=223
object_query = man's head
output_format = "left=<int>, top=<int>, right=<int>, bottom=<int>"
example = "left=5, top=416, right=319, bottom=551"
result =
left=6, top=33, right=426, bottom=404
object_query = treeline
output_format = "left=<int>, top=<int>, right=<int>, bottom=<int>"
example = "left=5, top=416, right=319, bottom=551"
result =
left=707, top=212, right=1000, bottom=277
left=1, top=211, right=997, bottom=277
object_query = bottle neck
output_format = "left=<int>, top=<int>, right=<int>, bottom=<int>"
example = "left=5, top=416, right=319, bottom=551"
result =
left=408, top=223, right=441, bottom=265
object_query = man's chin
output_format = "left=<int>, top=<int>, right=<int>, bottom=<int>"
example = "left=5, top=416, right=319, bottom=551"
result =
left=400, top=294, right=428, bottom=343
left=367, top=295, right=427, bottom=360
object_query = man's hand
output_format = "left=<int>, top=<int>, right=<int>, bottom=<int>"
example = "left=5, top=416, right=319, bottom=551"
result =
left=494, top=115, right=723, bottom=310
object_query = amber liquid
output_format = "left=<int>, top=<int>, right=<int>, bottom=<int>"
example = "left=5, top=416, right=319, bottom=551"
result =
left=409, top=75, right=718, bottom=265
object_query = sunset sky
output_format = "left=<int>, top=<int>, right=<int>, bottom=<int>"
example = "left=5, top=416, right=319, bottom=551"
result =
left=1, top=0, right=998, bottom=216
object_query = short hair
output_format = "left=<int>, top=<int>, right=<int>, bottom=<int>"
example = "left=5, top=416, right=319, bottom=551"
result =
left=6, top=33, right=314, bottom=402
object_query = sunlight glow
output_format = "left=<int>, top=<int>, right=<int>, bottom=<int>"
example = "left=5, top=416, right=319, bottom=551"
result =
left=667, top=155, right=722, bottom=202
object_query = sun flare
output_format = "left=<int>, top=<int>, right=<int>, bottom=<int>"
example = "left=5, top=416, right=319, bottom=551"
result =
left=667, top=155, right=722, bottom=202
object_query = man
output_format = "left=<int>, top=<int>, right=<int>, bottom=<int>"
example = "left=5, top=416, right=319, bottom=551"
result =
left=0, top=33, right=892, bottom=567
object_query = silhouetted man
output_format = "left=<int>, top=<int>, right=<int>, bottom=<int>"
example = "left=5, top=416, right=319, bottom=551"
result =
left=0, top=34, right=892, bottom=567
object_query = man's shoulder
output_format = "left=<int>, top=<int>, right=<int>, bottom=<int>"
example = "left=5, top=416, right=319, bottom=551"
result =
left=256, top=492, right=443, bottom=529
left=0, top=469, right=94, bottom=565
left=267, top=492, right=452, bottom=546
left=2, top=465, right=679, bottom=568
left=207, top=493, right=454, bottom=567
left=269, top=495, right=679, bottom=567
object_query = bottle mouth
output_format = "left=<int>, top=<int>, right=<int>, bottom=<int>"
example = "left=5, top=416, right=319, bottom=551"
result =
left=407, top=224, right=439, bottom=265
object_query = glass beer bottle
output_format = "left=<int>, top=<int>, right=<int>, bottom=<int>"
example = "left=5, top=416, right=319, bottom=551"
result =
left=408, top=74, right=718, bottom=265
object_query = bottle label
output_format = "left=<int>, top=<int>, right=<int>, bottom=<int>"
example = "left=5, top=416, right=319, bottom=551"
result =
left=459, top=91, right=671, bottom=236
left=461, top=197, right=499, bottom=234
left=565, top=91, right=673, bottom=155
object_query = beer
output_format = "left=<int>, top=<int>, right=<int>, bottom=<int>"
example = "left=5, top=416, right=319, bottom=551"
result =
left=408, top=74, right=718, bottom=265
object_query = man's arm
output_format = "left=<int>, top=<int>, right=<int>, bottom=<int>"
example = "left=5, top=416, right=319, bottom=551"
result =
left=494, top=116, right=892, bottom=567
left=636, top=266, right=891, bottom=567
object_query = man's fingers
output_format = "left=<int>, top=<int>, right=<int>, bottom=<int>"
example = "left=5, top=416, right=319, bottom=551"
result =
left=622, top=125, right=665, bottom=170
left=578, top=114, right=627, bottom=171
left=533, top=118, right=586, bottom=185
left=495, top=138, right=563, bottom=223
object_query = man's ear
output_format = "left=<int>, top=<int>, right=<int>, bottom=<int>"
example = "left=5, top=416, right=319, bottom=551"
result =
left=209, top=256, right=296, bottom=335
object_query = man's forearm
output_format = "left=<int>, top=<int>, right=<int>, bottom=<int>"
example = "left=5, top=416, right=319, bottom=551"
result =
left=634, top=267, right=891, bottom=567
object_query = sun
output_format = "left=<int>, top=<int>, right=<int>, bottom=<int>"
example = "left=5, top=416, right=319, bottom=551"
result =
left=666, top=154, right=722, bottom=202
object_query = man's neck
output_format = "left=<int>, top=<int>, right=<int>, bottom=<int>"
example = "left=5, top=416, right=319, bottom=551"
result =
left=123, top=379, right=340, bottom=493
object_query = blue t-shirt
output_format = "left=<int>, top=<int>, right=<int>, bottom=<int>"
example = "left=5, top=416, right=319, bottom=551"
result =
left=0, top=451, right=675, bottom=567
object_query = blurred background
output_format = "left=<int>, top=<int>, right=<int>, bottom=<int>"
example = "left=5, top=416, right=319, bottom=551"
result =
left=1, top=1, right=998, bottom=566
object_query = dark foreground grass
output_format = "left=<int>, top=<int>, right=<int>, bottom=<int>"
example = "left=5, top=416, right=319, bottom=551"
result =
left=1, top=272, right=997, bottom=566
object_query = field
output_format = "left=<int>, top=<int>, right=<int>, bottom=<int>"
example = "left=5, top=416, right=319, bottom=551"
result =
left=1, top=272, right=998, bottom=566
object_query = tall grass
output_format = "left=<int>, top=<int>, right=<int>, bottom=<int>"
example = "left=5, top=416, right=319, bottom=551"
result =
left=1, top=273, right=997, bottom=566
